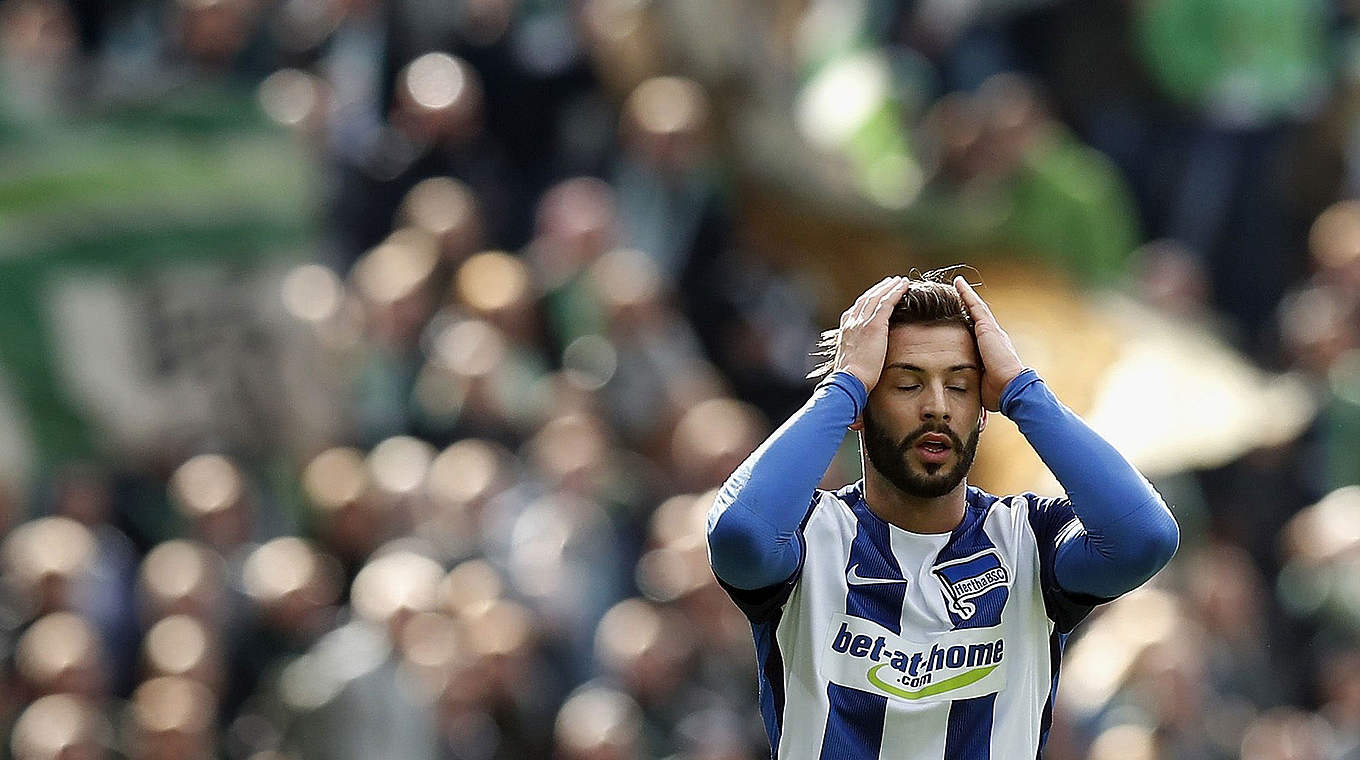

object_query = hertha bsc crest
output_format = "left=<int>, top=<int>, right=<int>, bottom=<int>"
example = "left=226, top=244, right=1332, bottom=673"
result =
left=932, top=549, right=1011, bottom=621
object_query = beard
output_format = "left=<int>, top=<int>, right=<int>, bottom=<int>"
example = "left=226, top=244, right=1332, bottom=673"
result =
left=862, top=407, right=980, bottom=499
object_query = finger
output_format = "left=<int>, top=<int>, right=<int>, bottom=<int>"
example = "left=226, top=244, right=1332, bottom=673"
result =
left=953, top=276, right=995, bottom=323
left=952, top=275, right=984, bottom=308
left=869, top=276, right=909, bottom=315
left=853, top=276, right=893, bottom=306
left=869, top=277, right=912, bottom=321
left=863, top=276, right=898, bottom=301
left=849, top=277, right=894, bottom=319
left=866, top=276, right=902, bottom=305
left=856, top=276, right=902, bottom=320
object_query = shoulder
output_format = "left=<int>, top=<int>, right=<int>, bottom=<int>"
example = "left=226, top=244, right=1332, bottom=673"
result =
left=969, top=486, right=1060, bottom=510
left=971, top=487, right=1071, bottom=518
left=806, top=484, right=859, bottom=529
left=967, top=486, right=1076, bottom=545
left=964, top=485, right=1030, bottom=524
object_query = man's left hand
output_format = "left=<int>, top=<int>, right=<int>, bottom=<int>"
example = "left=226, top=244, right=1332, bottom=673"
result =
left=954, top=276, right=1025, bottom=412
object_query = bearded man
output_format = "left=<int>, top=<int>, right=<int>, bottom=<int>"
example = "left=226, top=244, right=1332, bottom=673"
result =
left=706, top=271, right=1179, bottom=759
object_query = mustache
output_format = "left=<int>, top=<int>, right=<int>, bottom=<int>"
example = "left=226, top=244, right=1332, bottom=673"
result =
left=898, top=424, right=963, bottom=451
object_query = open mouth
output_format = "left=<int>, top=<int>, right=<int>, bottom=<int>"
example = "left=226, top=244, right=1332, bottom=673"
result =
left=913, top=433, right=954, bottom=463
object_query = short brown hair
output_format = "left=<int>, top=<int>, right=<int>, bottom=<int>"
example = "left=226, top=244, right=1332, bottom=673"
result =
left=807, top=266, right=976, bottom=379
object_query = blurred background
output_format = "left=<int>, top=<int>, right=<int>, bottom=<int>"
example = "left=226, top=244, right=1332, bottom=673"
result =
left=1, top=0, right=1359, bottom=758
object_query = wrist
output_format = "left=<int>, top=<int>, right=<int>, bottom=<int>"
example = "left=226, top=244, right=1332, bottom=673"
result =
left=998, top=368, right=1042, bottom=415
left=832, top=364, right=875, bottom=393
left=820, top=370, right=869, bottom=417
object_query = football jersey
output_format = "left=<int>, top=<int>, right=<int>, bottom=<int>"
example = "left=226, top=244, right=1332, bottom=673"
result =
left=720, top=480, right=1104, bottom=760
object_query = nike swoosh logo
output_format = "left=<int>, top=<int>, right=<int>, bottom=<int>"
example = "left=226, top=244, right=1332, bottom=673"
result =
left=846, top=564, right=908, bottom=586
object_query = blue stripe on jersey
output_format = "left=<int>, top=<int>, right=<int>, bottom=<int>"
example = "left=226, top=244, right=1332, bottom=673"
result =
left=748, top=493, right=822, bottom=758
left=753, top=613, right=787, bottom=758
left=936, top=490, right=1004, bottom=758
left=944, top=693, right=997, bottom=760
left=845, top=493, right=908, bottom=635
left=1036, top=631, right=1067, bottom=758
left=817, top=487, right=908, bottom=759
left=821, top=683, right=888, bottom=760
left=935, top=491, right=1009, bottom=630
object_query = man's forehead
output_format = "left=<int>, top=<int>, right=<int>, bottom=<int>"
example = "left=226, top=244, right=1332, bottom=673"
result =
left=884, top=322, right=980, bottom=368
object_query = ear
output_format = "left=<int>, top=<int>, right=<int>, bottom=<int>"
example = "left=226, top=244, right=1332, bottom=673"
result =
left=978, top=408, right=988, bottom=434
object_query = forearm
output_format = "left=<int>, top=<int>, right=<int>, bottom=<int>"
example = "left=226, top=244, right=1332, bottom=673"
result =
left=707, top=371, right=865, bottom=590
left=1002, top=370, right=1179, bottom=597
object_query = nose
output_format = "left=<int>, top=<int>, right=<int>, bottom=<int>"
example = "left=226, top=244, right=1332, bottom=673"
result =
left=920, top=382, right=949, bottom=422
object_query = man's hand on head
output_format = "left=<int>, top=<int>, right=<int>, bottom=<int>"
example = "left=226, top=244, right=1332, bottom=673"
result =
left=832, top=276, right=915, bottom=393
left=953, top=276, right=1025, bottom=412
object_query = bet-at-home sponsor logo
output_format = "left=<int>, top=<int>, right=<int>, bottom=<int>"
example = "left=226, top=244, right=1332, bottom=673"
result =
left=820, top=614, right=1006, bottom=703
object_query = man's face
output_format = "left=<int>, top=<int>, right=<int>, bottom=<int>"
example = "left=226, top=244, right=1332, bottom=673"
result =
left=861, top=322, right=985, bottom=498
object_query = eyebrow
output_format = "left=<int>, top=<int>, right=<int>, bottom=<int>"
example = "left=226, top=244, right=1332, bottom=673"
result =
left=884, top=362, right=981, bottom=373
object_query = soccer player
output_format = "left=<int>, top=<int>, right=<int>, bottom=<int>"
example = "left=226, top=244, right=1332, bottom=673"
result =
left=706, top=271, right=1179, bottom=758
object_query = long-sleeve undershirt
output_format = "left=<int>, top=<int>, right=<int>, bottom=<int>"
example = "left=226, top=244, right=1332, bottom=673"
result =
left=706, top=369, right=1179, bottom=600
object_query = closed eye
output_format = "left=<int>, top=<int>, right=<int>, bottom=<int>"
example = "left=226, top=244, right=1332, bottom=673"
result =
left=948, top=386, right=967, bottom=392
left=897, top=385, right=920, bottom=391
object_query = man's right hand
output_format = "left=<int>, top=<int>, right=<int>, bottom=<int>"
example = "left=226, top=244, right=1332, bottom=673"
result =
left=832, top=276, right=913, bottom=394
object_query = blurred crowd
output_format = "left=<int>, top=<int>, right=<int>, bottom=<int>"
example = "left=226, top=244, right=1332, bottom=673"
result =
left=1, top=0, right=1360, bottom=759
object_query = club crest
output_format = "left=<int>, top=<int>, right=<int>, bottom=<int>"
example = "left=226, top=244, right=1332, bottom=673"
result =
left=932, top=549, right=1010, bottom=621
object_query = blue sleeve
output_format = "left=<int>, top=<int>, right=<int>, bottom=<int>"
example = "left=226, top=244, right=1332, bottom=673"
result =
left=707, top=371, right=865, bottom=614
left=1001, top=370, right=1179, bottom=604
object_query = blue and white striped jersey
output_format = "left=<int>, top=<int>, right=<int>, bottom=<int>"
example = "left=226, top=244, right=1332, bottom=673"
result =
left=721, top=481, right=1102, bottom=760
